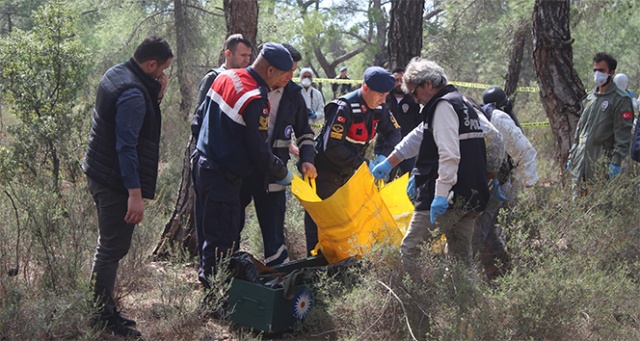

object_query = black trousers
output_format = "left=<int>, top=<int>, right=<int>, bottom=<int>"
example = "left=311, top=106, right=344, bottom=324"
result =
left=240, top=168, right=288, bottom=266
left=87, top=176, right=135, bottom=319
left=191, top=154, right=242, bottom=287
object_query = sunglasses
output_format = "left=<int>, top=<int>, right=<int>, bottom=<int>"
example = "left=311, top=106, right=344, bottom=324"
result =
left=410, top=82, right=425, bottom=96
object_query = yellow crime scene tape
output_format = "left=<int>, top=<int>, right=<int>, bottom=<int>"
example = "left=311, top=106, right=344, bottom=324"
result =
left=312, top=121, right=549, bottom=129
left=520, top=121, right=550, bottom=128
left=297, top=77, right=549, bottom=127
left=294, top=77, right=540, bottom=93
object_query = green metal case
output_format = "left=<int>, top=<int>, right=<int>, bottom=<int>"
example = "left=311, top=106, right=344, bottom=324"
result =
left=226, top=256, right=328, bottom=333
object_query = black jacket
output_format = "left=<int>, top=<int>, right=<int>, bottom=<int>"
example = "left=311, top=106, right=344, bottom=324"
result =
left=267, top=81, right=316, bottom=181
left=374, top=92, right=421, bottom=155
left=315, top=90, right=401, bottom=174
left=82, top=58, right=162, bottom=199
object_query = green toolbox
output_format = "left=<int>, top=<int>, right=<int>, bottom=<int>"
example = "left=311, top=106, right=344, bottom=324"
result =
left=226, top=255, right=328, bottom=333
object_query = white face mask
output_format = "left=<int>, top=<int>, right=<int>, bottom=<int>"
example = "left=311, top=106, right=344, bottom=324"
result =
left=300, top=78, right=312, bottom=87
left=594, top=71, right=610, bottom=87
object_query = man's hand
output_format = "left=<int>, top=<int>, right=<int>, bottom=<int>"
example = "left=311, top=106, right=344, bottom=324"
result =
left=276, top=170, right=294, bottom=185
left=489, top=178, right=507, bottom=202
left=125, top=188, right=144, bottom=225
left=430, top=195, right=449, bottom=224
left=156, top=72, right=168, bottom=99
left=371, top=159, right=392, bottom=180
left=608, top=163, right=621, bottom=178
left=368, top=155, right=387, bottom=172
left=407, top=175, right=416, bottom=201
left=289, top=143, right=300, bottom=157
left=301, top=162, right=317, bottom=179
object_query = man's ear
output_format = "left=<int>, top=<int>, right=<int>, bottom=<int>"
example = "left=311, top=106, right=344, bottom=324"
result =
left=266, top=65, right=276, bottom=78
left=144, top=59, right=158, bottom=73
left=225, top=49, right=232, bottom=59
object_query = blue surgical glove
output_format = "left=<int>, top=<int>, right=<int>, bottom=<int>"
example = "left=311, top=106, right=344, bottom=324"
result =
left=566, top=161, right=571, bottom=171
left=372, top=160, right=392, bottom=180
left=369, top=155, right=387, bottom=172
left=275, top=170, right=293, bottom=185
left=608, top=164, right=621, bottom=178
left=489, top=178, right=507, bottom=202
left=430, top=195, right=449, bottom=224
left=406, top=175, right=416, bottom=201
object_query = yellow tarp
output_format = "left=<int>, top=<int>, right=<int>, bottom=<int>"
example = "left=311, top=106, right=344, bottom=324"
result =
left=291, top=163, right=414, bottom=263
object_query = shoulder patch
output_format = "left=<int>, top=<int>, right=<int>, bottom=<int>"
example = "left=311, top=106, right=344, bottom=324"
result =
left=259, top=115, right=269, bottom=130
left=389, top=113, right=400, bottom=129
left=330, top=123, right=344, bottom=139
left=336, top=115, right=346, bottom=123
left=331, top=124, right=345, bottom=133
left=622, top=111, right=633, bottom=120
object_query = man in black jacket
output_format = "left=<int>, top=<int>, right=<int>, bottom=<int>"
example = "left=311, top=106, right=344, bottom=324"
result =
left=240, top=43, right=317, bottom=266
left=82, top=35, right=173, bottom=338
left=304, top=66, right=401, bottom=255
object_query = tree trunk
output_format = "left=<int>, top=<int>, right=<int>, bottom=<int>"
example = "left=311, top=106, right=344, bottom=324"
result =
left=370, top=0, right=388, bottom=67
left=173, top=0, right=195, bottom=120
left=154, top=0, right=260, bottom=260
left=388, top=0, right=424, bottom=70
left=504, top=20, right=529, bottom=101
left=532, top=0, right=584, bottom=167
left=218, top=0, right=258, bottom=65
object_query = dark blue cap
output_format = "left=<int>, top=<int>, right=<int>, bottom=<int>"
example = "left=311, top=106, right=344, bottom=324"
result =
left=339, top=66, right=348, bottom=72
left=363, top=66, right=395, bottom=93
left=260, top=43, right=293, bottom=71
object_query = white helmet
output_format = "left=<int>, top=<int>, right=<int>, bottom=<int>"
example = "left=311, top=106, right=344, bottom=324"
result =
left=614, top=73, right=629, bottom=90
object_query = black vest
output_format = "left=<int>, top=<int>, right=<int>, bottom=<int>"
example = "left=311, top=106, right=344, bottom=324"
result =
left=414, top=85, right=489, bottom=212
left=82, top=59, right=162, bottom=199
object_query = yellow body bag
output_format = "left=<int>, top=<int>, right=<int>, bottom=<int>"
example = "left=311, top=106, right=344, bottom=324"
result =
left=291, top=163, right=412, bottom=263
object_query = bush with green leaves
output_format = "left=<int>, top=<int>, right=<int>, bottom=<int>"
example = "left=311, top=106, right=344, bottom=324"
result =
left=0, top=0, right=89, bottom=191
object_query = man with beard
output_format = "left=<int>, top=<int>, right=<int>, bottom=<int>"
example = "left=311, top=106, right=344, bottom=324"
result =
left=372, top=67, right=422, bottom=180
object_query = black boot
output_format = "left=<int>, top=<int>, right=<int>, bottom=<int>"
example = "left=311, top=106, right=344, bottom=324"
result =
left=114, top=310, right=137, bottom=327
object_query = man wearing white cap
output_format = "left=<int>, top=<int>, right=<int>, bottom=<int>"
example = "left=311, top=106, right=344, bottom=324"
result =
left=299, top=68, right=325, bottom=125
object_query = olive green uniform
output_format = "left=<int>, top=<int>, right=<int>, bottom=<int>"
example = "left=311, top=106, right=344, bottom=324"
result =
left=568, top=83, right=634, bottom=182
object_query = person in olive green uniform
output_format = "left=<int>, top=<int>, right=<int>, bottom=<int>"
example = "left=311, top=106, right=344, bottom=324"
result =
left=568, top=52, right=634, bottom=192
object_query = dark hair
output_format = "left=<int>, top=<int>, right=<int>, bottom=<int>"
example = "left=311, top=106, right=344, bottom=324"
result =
left=593, top=52, right=617, bottom=71
left=282, top=43, right=302, bottom=62
left=133, top=35, right=173, bottom=64
left=392, top=67, right=405, bottom=74
left=225, top=34, right=252, bottom=53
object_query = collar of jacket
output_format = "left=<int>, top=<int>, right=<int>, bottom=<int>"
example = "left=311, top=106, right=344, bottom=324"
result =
left=125, top=58, right=162, bottom=100
left=423, top=84, right=457, bottom=113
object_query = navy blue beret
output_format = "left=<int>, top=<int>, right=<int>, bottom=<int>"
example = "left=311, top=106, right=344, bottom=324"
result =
left=260, top=43, right=293, bottom=71
left=363, top=66, right=395, bottom=93
left=339, top=66, right=348, bottom=72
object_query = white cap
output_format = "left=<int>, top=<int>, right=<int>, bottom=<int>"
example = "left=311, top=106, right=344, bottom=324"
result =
left=614, top=73, right=629, bottom=90
left=299, top=67, right=313, bottom=78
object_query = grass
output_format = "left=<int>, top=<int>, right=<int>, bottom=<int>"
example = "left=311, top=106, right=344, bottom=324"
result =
left=0, top=98, right=639, bottom=340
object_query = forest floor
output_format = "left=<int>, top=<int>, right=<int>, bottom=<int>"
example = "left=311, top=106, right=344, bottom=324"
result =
left=97, top=260, right=310, bottom=341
